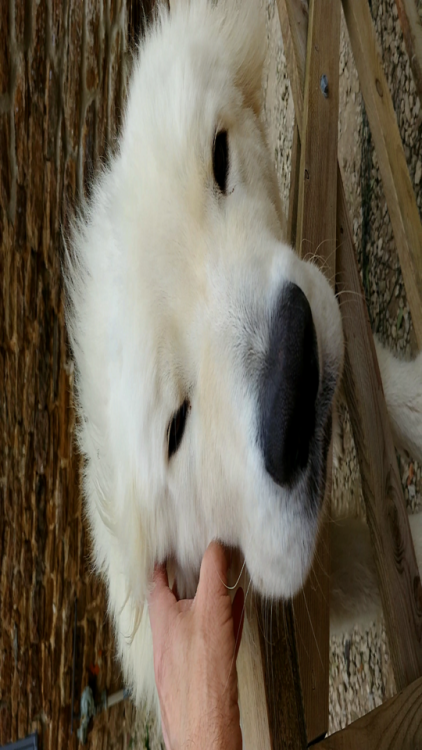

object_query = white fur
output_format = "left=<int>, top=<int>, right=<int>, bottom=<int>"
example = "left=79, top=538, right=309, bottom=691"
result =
left=375, top=339, right=422, bottom=461
left=330, top=513, right=422, bottom=636
left=64, top=0, right=422, bottom=736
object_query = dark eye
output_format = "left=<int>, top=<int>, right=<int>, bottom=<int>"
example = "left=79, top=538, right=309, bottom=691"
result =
left=213, top=130, right=229, bottom=193
left=168, top=400, right=190, bottom=459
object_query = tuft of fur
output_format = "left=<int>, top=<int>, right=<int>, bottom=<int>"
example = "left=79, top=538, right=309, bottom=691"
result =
left=330, top=513, right=422, bottom=636
left=375, top=339, right=422, bottom=463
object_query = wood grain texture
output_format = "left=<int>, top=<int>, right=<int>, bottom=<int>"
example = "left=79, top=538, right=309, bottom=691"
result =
left=293, top=499, right=332, bottom=744
left=336, top=172, right=422, bottom=690
left=232, top=545, right=306, bottom=750
left=238, top=606, right=273, bottom=750
left=395, top=0, right=422, bottom=107
left=316, top=676, right=422, bottom=749
left=342, top=0, right=422, bottom=349
left=277, top=0, right=308, bottom=112
left=287, top=121, right=301, bottom=249
left=295, top=0, right=340, bottom=276
left=231, top=558, right=307, bottom=750
left=276, top=0, right=309, bottom=130
left=283, top=0, right=340, bottom=741
left=256, top=599, right=307, bottom=750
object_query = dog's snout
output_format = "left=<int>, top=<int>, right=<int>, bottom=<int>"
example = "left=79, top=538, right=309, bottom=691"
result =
left=260, top=282, right=319, bottom=487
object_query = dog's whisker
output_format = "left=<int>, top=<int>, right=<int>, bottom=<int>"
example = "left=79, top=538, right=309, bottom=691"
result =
left=292, top=598, right=310, bottom=661
left=225, top=558, right=247, bottom=591
left=301, top=587, right=324, bottom=670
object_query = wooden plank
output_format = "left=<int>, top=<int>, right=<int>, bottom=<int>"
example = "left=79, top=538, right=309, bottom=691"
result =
left=277, top=0, right=308, bottom=109
left=277, top=0, right=422, bottom=695
left=287, top=121, right=301, bottom=249
left=342, top=0, right=422, bottom=349
left=277, top=0, right=309, bottom=131
left=233, top=554, right=306, bottom=749
left=293, top=505, right=331, bottom=744
left=237, top=606, right=273, bottom=750
left=290, top=0, right=340, bottom=742
left=395, top=0, right=422, bottom=107
left=336, top=171, right=422, bottom=690
left=295, top=0, right=340, bottom=274
left=256, top=600, right=308, bottom=750
left=315, top=676, right=422, bottom=749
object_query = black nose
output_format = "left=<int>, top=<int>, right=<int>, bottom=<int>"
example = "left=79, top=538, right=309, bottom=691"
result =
left=260, top=282, right=319, bottom=487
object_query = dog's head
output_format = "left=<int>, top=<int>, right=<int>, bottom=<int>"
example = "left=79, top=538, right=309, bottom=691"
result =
left=65, top=0, right=343, bottom=609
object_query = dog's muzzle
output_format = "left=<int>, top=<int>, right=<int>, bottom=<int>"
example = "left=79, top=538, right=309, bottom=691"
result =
left=260, top=282, right=319, bottom=487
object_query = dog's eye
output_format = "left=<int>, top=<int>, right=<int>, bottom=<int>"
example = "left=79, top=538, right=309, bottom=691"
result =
left=168, top=400, right=190, bottom=459
left=213, top=130, right=229, bottom=194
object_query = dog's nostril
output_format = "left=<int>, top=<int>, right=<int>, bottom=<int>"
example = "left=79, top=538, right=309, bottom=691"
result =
left=260, top=282, right=319, bottom=487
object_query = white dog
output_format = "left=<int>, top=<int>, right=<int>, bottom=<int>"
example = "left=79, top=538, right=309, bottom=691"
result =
left=64, top=0, right=422, bottom=737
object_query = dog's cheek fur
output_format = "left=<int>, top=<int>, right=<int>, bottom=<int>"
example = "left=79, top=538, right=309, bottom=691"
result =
left=167, top=0, right=266, bottom=116
left=221, top=0, right=266, bottom=117
left=375, top=339, right=422, bottom=463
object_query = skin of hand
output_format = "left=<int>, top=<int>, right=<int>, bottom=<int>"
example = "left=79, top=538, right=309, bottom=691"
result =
left=148, top=541, right=245, bottom=750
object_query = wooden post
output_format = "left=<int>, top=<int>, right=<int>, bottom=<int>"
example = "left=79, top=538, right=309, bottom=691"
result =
left=237, top=593, right=307, bottom=749
left=287, top=122, right=301, bottom=249
left=279, top=0, right=341, bottom=742
left=295, top=0, right=340, bottom=274
left=256, top=600, right=308, bottom=750
left=237, top=607, right=273, bottom=750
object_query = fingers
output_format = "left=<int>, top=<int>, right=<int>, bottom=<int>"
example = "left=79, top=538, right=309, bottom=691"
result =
left=148, top=563, right=177, bottom=639
left=150, top=546, right=244, bottom=664
left=196, top=543, right=245, bottom=661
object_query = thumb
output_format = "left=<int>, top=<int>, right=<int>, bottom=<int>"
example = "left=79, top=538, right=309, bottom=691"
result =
left=148, top=563, right=177, bottom=644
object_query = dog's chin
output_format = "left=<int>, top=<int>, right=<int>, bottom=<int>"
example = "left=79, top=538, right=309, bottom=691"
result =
left=242, top=506, right=319, bottom=601
left=245, top=544, right=316, bottom=601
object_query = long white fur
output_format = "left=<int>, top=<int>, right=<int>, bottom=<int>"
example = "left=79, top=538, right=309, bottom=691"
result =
left=64, top=0, right=422, bottom=736
left=330, top=513, right=422, bottom=636
left=375, top=339, right=422, bottom=460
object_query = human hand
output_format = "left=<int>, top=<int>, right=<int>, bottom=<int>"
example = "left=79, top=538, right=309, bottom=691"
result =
left=148, top=542, right=245, bottom=750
